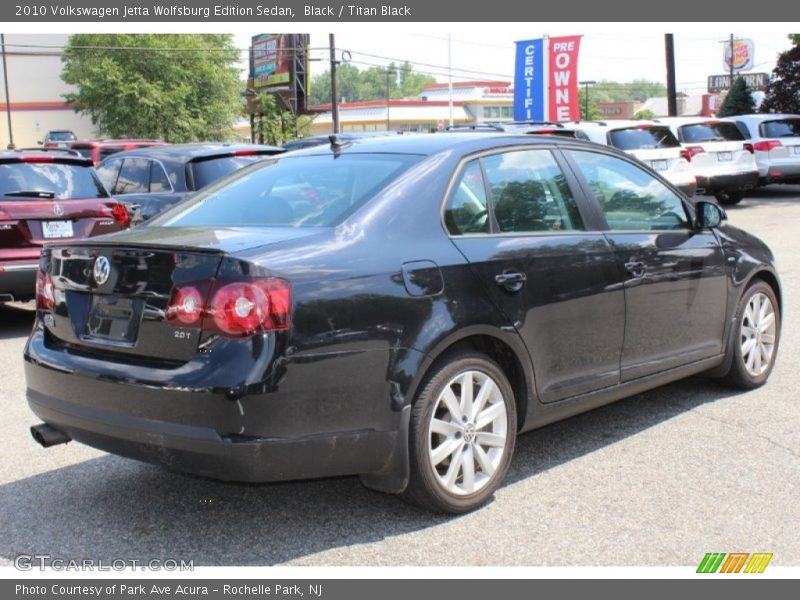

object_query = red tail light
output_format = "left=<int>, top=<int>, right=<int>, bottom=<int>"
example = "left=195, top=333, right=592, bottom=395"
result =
left=685, top=146, right=706, bottom=158
left=111, top=203, right=130, bottom=226
left=166, top=278, right=291, bottom=338
left=232, top=149, right=260, bottom=156
left=743, top=143, right=755, bottom=154
left=36, top=269, right=55, bottom=311
left=753, top=140, right=782, bottom=152
left=19, top=155, right=55, bottom=163
left=680, top=148, right=693, bottom=162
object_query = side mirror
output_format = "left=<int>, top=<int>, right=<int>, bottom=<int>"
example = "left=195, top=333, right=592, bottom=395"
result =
left=695, top=200, right=726, bottom=229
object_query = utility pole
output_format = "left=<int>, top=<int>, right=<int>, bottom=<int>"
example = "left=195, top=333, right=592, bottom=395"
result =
left=1, top=34, right=14, bottom=148
left=729, top=33, right=735, bottom=90
left=381, top=68, right=396, bottom=131
left=447, top=34, right=453, bottom=129
left=329, top=33, right=340, bottom=134
left=665, top=34, right=677, bottom=117
left=579, top=80, right=596, bottom=120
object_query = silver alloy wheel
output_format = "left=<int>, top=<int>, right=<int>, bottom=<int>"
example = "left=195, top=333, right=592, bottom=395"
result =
left=740, top=292, right=777, bottom=377
left=427, top=370, right=508, bottom=496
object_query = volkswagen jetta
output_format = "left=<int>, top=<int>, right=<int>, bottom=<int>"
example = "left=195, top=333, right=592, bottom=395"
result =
left=25, top=134, right=781, bottom=513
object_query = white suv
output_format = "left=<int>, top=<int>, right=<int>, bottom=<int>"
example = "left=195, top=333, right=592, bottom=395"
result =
left=654, top=117, right=759, bottom=205
left=574, top=120, right=697, bottom=197
left=723, top=114, right=800, bottom=187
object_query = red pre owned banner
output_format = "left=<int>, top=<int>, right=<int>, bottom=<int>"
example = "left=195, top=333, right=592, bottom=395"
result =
left=548, top=35, right=582, bottom=122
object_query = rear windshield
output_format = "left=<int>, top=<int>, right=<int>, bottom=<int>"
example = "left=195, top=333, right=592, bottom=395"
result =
left=190, top=155, right=272, bottom=190
left=47, top=131, right=76, bottom=141
left=760, top=119, right=800, bottom=138
left=607, top=127, right=680, bottom=150
left=0, top=162, right=109, bottom=199
left=72, top=147, right=94, bottom=159
left=678, top=121, right=745, bottom=142
left=98, top=146, right=124, bottom=161
left=156, top=153, right=421, bottom=228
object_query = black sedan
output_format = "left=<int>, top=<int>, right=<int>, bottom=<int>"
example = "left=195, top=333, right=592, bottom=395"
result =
left=25, top=134, right=781, bottom=513
left=96, top=143, right=283, bottom=223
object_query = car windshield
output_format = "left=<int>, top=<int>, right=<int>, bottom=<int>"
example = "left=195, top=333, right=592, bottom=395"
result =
left=0, top=162, right=109, bottom=199
left=155, top=153, right=422, bottom=229
left=761, top=119, right=800, bottom=138
left=190, top=154, right=274, bottom=189
left=679, top=121, right=745, bottom=142
left=607, top=127, right=680, bottom=150
left=47, top=131, right=76, bottom=141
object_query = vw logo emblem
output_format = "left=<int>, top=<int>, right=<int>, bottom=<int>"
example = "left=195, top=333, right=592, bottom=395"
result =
left=93, top=256, right=111, bottom=286
left=53, top=204, right=64, bottom=217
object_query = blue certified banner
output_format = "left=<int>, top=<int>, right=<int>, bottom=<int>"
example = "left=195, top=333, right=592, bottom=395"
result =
left=514, top=38, right=545, bottom=121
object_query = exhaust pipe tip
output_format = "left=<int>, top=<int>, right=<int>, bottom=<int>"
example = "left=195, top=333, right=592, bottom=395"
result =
left=30, top=423, right=71, bottom=448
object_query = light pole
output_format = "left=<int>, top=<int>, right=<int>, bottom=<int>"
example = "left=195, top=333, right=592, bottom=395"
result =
left=1, top=34, right=13, bottom=148
left=380, top=68, right=396, bottom=131
left=579, top=80, right=596, bottom=120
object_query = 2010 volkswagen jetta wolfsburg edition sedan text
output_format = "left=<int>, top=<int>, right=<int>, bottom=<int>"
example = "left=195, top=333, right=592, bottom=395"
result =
left=25, top=134, right=781, bottom=513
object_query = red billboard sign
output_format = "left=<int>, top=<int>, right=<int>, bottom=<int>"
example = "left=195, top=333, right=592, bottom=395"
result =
left=547, top=35, right=582, bottom=122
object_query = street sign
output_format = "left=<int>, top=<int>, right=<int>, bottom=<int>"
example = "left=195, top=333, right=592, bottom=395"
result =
left=708, top=72, right=769, bottom=93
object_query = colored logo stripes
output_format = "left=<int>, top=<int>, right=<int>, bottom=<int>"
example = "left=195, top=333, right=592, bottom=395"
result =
left=697, top=552, right=773, bottom=573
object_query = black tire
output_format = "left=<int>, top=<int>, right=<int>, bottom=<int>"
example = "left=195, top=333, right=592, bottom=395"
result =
left=720, top=280, right=781, bottom=389
left=402, top=351, right=517, bottom=514
left=715, top=190, right=744, bottom=205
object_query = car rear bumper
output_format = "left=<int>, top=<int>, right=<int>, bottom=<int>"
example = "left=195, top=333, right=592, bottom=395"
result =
left=695, top=171, right=759, bottom=194
left=764, top=162, right=800, bottom=183
left=24, top=326, right=408, bottom=483
left=0, top=260, right=39, bottom=300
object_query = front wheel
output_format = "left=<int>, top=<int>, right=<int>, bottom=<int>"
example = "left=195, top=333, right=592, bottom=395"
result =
left=402, top=352, right=517, bottom=513
left=721, top=281, right=781, bottom=389
left=715, top=190, right=744, bottom=205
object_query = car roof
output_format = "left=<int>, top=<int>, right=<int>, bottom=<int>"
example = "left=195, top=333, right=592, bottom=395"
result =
left=283, top=131, right=604, bottom=157
left=0, top=149, right=91, bottom=164
left=98, top=142, right=284, bottom=162
left=573, top=119, right=663, bottom=130
left=654, top=116, right=733, bottom=127
left=70, top=139, right=165, bottom=147
left=726, top=113, right=800, bottom=123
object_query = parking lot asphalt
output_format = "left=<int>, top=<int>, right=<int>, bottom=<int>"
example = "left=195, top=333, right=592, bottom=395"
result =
left=0, top=186, right=798, bottom=567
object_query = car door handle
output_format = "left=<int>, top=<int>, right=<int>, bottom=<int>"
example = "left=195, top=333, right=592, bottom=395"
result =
left=624, top=260, right=647, bottom=279
left=495, top=271, right=527, bottom=292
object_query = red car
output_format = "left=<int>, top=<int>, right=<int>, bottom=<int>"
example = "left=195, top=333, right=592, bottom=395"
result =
left=0, top=150, right=130, bottom=303
left=68, top=140, right=168, bottom=166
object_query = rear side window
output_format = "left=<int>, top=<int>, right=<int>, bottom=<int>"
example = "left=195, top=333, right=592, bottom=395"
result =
left=156, top=154, right=421, bottom=228
left=760, top=119, right=800, bottom=138
left=444, top=160, right=489, bottom=235
left=678, top=121, right=745, bottom=142
left=569, top=151, right=689, bottom=231
left=607, top=127, right=680, bottom=150
left=0, top=162, right=109, bottom=199
left=149, top=161, right=172, bottom=192
left=114, top=158, right=150, bottom=194
left=96, top=158, right=123, bottom=192
left=483, top=150, right=584, bottom=233
left=190, top=155, right=270, bottom=190
left=72, top=146, right=94, bottom=159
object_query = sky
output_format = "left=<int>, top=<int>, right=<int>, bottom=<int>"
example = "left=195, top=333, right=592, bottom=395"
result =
left=234, top=28, right=795, bottom=96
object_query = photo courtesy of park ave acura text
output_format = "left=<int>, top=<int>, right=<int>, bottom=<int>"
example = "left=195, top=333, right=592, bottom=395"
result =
left=0, top=10, right=799, bottom=580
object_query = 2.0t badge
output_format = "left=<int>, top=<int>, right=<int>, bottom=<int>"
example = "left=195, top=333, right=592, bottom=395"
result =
left=93, top=256, right=111, bottom=285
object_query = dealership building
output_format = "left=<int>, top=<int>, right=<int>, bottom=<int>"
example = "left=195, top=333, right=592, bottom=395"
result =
left=307, top=80, right=515, bottom=134
left=0, top=34, right=96, bottom=148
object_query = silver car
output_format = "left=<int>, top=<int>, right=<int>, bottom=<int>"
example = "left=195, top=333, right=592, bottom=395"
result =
left=723, top=114, right=800, bottom=186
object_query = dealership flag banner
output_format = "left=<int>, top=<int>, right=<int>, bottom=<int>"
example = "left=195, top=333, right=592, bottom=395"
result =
left=514, top=35, right=582, bottom=122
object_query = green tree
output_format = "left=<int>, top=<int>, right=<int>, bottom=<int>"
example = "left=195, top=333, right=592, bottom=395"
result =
left=61, top=34, right=242, bottom=142
left=634, top=109, right=656, bottom=120
left=790, top=34, right=800, bottom=45
left=578, top=89, right=602, bottom=120
left=589, top=79, right=667, bottom=104
left=761, top=43, right=800, bottom=114
left=717, top=76, right=756, bottom=117
left=308, top=61, right=434, bottom=105
left=254, top=94, right=304, bottom=145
